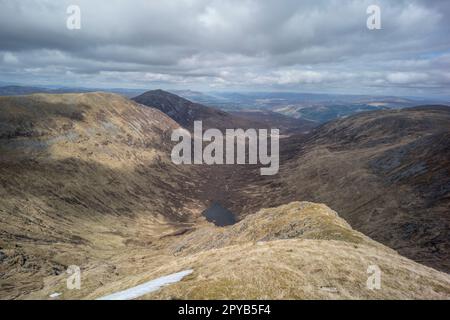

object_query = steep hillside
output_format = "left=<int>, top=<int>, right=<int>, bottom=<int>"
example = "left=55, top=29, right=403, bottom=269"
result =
left=1, top=94, right=448, bottom=300
left=23, top=202, right=450, bottom=300
left=237, top=106, right=450, bottom=272
left=132, top=90, right=266, bottom=131
left=0, top=93, right=205, bottom=298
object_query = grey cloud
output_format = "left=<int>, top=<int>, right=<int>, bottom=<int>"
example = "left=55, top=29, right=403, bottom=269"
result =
left=0, top=0, right=449, bottom=96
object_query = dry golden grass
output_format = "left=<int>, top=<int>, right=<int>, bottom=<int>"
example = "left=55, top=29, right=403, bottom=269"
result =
left=0, top=93, right=205, bottom=299
left=142, top=239, right=450, bottom=300
left=19, top=202, right=450, bottom=300
left=232, top=107, right=450, bottom=273
left=1, top=94, right=449, bottom=300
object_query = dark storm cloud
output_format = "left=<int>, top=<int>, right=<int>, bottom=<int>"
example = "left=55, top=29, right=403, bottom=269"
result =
left=0, top=0, right=449, bottom=96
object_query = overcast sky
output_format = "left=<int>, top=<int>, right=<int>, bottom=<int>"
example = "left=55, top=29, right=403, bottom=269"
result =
left=1, top=0, right=449, bottom=97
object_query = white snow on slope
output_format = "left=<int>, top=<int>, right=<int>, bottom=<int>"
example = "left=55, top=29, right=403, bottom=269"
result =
left=97, top=269, right=193, bottom=300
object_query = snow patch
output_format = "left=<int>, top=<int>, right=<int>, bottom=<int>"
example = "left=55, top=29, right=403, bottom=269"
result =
left=97, top=269, right=193, bottom=300
left=49, top=292, right=62, bottom=298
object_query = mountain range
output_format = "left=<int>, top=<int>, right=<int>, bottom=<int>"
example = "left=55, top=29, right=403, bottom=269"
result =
left=0, top=89, right=449, bottom=299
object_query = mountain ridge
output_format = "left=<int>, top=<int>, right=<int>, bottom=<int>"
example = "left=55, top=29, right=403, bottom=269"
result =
left=0, top=92, right=208, bottom=298
left=0, top=92, right=449, bottom=299
left=233, top=105, right=450, bottom=272
left=25, top=201, right=450, bottom=300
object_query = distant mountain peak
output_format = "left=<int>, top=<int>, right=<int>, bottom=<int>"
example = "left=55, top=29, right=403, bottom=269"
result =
left=132, top=89, right=263, bottom=131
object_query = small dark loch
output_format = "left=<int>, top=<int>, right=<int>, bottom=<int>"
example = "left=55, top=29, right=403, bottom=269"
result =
left=202, top=202, right=236, bottom=227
